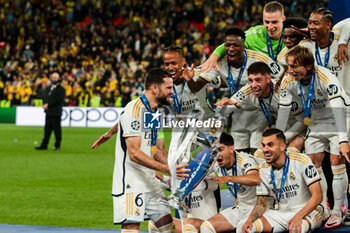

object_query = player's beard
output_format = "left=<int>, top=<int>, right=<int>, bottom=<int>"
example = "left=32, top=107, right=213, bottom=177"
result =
left=157, top=94, right=170, bottom=106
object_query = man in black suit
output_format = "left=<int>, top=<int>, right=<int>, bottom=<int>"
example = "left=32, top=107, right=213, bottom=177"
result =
left=36, top=72, right=65, bottom=150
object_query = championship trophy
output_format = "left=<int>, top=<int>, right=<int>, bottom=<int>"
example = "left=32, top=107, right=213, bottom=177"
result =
left=160, top=106, right=224, bottom=213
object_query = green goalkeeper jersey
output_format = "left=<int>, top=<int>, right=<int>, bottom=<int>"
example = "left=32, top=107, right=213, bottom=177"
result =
left=213, top=25, right=285, bottom=60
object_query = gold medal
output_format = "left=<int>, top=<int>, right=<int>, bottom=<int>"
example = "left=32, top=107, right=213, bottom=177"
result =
left=235, top=198, right=238, bottom=206
left=151, top=145, right=157, bottom=155
left=304, top=117, right=310, bottom=126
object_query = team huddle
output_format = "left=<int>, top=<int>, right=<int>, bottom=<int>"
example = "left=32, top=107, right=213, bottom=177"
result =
left=92, top=1, right=350, bottom=233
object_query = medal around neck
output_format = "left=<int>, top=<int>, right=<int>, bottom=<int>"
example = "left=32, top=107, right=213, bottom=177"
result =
left=159, top=106, right=224, bottom=214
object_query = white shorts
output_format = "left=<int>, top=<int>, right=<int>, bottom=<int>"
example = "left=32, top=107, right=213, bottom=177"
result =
left=305, top=124, right=339, bottom=155
left=220, top=205, right=254, bottom=228
left=262, top=206, right=323, bottom=232
left=113, top=190, right=171, bottom=224
left=231, top=130, right=262, bottom=150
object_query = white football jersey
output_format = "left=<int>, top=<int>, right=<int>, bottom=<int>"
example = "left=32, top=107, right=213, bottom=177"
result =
left=257, top=150, right=321, bottom=212
left=279, top=66, right=350, bottom=123
left=214, top=151, right=258, bottom=207
left=230, top=79, right=280, bottom=126
left=112, top=98, right=162, bottom=196
left=169, top=75, right=216, bottom=120
left=279, top=66, right=350, bottom=142
left=299, top=33, right=342, bottom=78
left=200, top=49, right=285, bottom=87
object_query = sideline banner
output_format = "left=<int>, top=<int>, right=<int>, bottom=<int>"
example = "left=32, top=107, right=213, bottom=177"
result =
left=0, top=107, right=16, bottom=123
left=16, top=107, right=123, bottom=127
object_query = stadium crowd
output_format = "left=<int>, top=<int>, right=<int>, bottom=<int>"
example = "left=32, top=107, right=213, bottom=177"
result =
left=0, top=0, right=327, bottom=107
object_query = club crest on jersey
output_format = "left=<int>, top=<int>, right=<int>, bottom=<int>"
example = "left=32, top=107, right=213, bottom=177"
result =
left=143, top=110, right=161, bottom=129
left=290, top=172, right=296, bottom=180
left=317, top=88, right=323, bottom=96
left=135, top=208, right=140, bottom=216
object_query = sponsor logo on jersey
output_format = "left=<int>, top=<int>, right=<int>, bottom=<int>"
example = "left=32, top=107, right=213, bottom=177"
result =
left=244, top=163, right=252, bottom=169
left=270, top=62, right=281, bottom=75
left=291, top=102, right=299, bottom=112
left=143, top=110, right=161, bottom=129
left=327, top=84, right=339, bottom=96
left=305, top=165, right=317, bottom=178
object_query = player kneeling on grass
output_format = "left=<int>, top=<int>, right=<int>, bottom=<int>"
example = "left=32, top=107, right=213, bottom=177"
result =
left=180, top=132, right=260, bottom=233
left=238, top=128, right=323, bottom=233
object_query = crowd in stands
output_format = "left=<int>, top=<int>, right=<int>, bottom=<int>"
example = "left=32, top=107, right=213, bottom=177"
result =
left=0, top=0, right=327, bottom=107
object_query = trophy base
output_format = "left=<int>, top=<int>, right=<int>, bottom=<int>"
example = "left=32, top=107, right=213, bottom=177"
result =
left=158, top=195, right=191, bottom=213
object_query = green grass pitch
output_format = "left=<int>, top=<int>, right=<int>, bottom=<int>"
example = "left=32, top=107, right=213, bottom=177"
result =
left=0, top=124, right=163, bottom=230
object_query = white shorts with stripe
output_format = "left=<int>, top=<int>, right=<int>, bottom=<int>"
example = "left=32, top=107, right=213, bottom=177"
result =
left=113, top=190, right=171, bottom=224
left=262, top=205, right=323, bottom=232
left=305, top=123, right=339, bottom=155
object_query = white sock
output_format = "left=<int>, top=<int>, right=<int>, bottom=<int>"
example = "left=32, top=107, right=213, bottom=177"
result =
left=122, top=229, right=139, bottom=233
left=158, top=222, right=175, bottom=233
left=148, top=221, right=160, bottom=233
left=251, top=219, right=263, bottom=233
left=200, top=221, right=216, bottom=233
left=317, top=167, right=328, bottom=214
left=301, top=219, right=310, bottom=233
left=332, top=164, right=348, bottom=216
left=183, top=224, right=198, bottom=233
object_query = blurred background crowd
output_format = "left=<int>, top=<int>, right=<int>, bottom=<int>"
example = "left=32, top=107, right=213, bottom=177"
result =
left=0, top=0, right=328, bottom=107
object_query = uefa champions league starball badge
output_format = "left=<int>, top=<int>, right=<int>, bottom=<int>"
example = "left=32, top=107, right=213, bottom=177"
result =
left=159, top=106, right=224, bottom=215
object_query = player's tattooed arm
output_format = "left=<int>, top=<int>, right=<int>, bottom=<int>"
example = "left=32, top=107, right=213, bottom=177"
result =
left=242, top=195, right=268, bottom=233
left=252, top=195, right=268, bottom=219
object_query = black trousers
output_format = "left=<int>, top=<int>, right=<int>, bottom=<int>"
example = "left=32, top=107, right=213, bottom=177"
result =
left=41, top=115, right=61, bottom=148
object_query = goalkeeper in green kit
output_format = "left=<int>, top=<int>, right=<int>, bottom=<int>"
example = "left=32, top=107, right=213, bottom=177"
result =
left=199, top=1, right=286, bottom=72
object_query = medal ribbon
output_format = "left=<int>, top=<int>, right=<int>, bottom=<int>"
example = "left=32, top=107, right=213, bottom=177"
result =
left=258, top=82, right=274, bottom=127
left=299, top=70, right=316, bottom=119
left=266, top=30, right=284, bottom=61
left=227, top=50, right=248, bottom=95
left=315, top=32, right=334, bottom=67
left=220, top=151, right=238, bottom=202
left=172, top=80, right=186, bottom=114
left=270, top=152, right=290, bottom=205
left=140, top=94, right=158, bottom=148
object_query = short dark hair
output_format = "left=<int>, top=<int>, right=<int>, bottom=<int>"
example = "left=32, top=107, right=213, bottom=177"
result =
left=262, top=128, right=286, bottom=143
left=264, top=1, right=284, bottom=16
left=312, top=8, right=334, bottom=27
left=225, top=27, right=246, bottom=41
left=219, top=132, right=234, bottom=146
left=162, top=44, right=184, bottom=58
left=144, top=68, right=171, bottom=90
left=247, top=62, right=271, bottom=76
left=283, top=17, right=308, bottom=29
left=286, top=46, right=315, bottom=67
